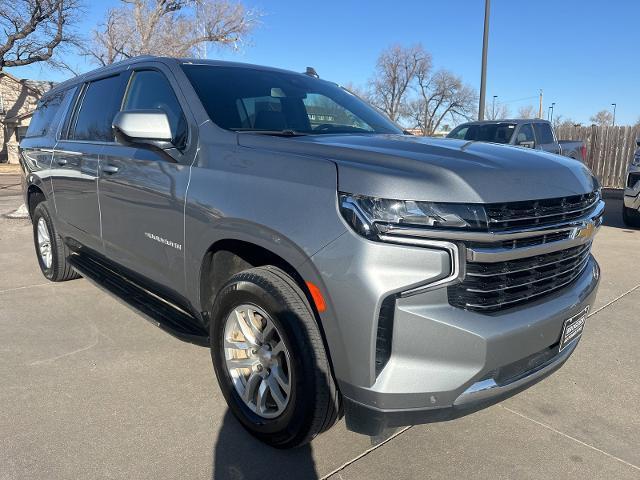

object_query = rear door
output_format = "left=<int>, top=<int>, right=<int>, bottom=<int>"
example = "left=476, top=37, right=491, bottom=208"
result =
left=514, top=123, right=536, bottom=148
left=51, top=74, right=128, bottom=250
left=98, top=67, right=195, bottom=294
left=532, top=122, right=560, bottom=154
left=20, top=88, right=76, bottom=199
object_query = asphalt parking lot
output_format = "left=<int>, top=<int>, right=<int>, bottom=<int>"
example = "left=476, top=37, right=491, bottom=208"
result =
left=1, top=173, right=639, bottom=480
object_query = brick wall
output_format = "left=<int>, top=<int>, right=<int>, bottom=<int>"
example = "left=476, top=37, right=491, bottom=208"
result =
left=1, top=73, right=41, bottom=163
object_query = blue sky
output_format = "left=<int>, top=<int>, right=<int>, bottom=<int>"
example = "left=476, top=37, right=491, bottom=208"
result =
left=11, top=0, right=639, bottom=125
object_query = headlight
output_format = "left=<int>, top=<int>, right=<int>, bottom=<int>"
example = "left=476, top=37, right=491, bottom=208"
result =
left=339, top=193, right=488, bottom=239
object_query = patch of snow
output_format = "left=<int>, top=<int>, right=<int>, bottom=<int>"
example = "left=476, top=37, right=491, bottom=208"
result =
left=7, top=203, right=29, bottom=219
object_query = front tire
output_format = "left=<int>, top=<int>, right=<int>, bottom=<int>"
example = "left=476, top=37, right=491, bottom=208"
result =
left=210, top=266, right=340, bottom=448
left=622, top=205, right=640, bottom=228
left=32, top=202, right=80, bottom=282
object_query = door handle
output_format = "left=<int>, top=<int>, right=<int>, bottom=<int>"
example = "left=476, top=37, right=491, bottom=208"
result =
left=56, top=158, right=68, bottom=166
left=102, top=165, right=119, bottom=174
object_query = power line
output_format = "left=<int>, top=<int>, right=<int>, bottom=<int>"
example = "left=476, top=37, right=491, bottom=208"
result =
left=499, top=95, right=540, bottom=105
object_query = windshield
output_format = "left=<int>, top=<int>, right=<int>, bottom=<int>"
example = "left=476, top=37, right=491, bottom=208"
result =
left=181, top=64, right=402, bottom=135
left=447, top=123, right=516, bottom=144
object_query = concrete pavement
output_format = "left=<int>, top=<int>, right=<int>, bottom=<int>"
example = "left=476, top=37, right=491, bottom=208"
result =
left=1, top=175, right=638, bottom=479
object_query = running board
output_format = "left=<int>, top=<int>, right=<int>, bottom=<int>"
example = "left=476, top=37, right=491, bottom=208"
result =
left=69, top=254, right=209, bottom=347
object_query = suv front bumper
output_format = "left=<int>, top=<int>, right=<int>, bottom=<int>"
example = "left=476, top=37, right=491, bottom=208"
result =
left=342, top=326, right=584, bottom=436
left=312, top=231, right=600, bottom=436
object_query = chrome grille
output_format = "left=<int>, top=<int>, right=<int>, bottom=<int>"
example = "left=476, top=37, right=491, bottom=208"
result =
left=465, top=231, right=571, bottom=250
left=448, top=244, right=592, bottom=312
left=485, top=192, right=599, bottom=232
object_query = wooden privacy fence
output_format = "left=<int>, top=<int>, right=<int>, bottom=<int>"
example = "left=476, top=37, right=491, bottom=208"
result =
left=555, top=125, right=640, bottom=189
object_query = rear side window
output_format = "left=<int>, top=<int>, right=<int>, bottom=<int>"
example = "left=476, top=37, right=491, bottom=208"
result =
left=516, top=123, right=535, bottom=143
left=25, top=90, right=68, bottom=138
left=70, top=75, right=124, bottom=142
left=448, top=126, right=469, bottom=140
left=123, top=70, right=186, bottom=144
left=453, top=123, right=516, bottom=143
left=533, top=123, right=554, bottom=144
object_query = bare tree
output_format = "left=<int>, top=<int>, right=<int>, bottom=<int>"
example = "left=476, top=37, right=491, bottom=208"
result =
left=369, top=44, right=431, bottom=122
left=551, top=115, right=579, bottom=129
left=406, top=69, right=477, bottom=135
left=87, top=0, right=258, bottom=66
left=634, top=117, right=640, bottom=128
left=517, top=105, right=536, bottom=119
left=485, top=100, right=510, bottom=120
left=589, top=109, right=613, bottom=126
left=0, top=0, right=82, bottom=71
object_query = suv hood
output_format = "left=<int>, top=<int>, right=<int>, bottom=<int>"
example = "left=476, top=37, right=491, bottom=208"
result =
left=238, top=134, right=598, bottom=203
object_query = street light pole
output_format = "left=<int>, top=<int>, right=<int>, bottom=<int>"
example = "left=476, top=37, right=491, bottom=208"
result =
left=478, top=0, right=491, bottom=120
left=538, top=89, right=543, bottom=118
left=611, top=103, right=617, bottom=126
left=550, top=102, right=555, bottom=123
left=492, top=95, right=497, bottom=119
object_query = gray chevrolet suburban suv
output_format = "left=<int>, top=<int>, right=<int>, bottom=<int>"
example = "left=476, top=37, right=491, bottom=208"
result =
left=20, top=57, right=602, bottom=448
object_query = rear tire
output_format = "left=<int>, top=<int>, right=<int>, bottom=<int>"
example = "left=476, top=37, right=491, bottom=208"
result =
left=32, top=202, right=80, bottom=282
left=622, top=205, right=640, bottom=228
left=210, top=266, right=340, bottom=448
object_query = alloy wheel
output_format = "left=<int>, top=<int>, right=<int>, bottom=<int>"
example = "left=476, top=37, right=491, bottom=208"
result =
left=37, top=217, right=52, bottom=269
left=223, top=304, right=292, bottom=419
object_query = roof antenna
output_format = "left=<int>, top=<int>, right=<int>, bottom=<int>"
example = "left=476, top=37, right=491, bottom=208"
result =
left=304, top=67, right=319, bottom=78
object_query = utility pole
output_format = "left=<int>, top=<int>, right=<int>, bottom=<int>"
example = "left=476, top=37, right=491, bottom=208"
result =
left=611, top=103, right=617, bottom=126
left=478, top=0, right=490, bottom=120
left=538, top=89, right=543, bottom=118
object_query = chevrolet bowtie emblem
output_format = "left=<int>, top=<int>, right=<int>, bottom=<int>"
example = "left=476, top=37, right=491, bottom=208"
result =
left=574, top=222, right=596, bottom=239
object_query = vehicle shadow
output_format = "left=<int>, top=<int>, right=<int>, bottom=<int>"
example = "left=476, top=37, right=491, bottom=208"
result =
left=212, top=410, right=319, bottom=480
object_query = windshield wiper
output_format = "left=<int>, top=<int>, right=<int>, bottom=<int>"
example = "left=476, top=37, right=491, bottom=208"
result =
left=237, top=129, right=307, bottom=137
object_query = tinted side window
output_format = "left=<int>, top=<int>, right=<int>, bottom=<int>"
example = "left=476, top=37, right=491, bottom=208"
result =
left=71, top=75, right=123, bottom=142
left=533, top=123, right=554, bottom=144
left=448, top=126, right=468, bottom=140
left=25, top=90, right=68, bottom=138
left=123, top=70, right=186, bottom=144
left=463, top=124, right=516, bottom=143
left=516, top=124, right=535, bottom=143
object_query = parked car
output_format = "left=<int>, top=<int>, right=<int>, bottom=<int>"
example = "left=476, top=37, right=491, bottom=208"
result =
left=447, top=119, right=587, bottom=161
left=623, top=138, right=640, bottom=227
left=20, top=57, right=603, bottom=448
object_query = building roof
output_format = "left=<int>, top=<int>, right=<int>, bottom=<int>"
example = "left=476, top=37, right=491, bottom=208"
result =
left=0, top=70, right=55, bottom=96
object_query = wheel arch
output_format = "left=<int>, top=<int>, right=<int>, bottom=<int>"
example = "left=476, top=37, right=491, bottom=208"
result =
left=197, top=237, right=342, bottom=386
left=199, top=238, right=322, bottom=323
left=27, top=184, right=46, bottom=218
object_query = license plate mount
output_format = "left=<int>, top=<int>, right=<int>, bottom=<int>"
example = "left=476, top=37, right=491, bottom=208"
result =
left=559, top=306, right=589, bottom=352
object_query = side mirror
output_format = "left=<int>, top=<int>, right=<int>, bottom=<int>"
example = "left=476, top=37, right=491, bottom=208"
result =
left=518, top=140, right=535, bottom=149
left=113, top=110, right=173, bottom=149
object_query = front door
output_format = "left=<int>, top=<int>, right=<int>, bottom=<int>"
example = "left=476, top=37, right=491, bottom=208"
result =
left=98, top=68, right=193, bottom=294
left=533, top=122, right=560, bottom=154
